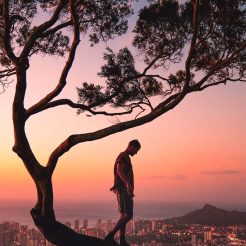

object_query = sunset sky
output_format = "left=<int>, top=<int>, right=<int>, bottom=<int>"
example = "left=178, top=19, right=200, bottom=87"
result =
left=0, top=1, right=246, bottom=208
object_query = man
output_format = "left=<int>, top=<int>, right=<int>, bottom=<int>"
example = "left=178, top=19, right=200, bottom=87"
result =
left=105, top=140, right=141, bottom=246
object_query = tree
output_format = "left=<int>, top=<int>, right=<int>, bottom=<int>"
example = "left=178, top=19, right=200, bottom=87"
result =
left=1, top=0, right=245, bottom=245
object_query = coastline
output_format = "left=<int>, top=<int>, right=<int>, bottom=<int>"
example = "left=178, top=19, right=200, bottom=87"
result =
left=0, top=200, right=245, bottom=228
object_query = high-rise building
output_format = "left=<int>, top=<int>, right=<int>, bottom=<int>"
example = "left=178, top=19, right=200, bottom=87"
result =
left=133, top=220, right=142, bottom=234
left=126, top=220, right=134, bottom=235
left=191, top=234, right=197, bottom=246
left=20, top=225, right=28, bottom=235
left=0, top=221, right=10, bottom=233
left=74, top=219, right=80, bottom=231
left=151, top=220, right=157, bottom=231
left=20, top=233, right=28, bottom=246
left=162, top=224, right=168, bottom=232
left=0, top=231, right=12, bottom=246
left=83, top=219, right=88, bottom=229
left=10, top=222, right=20, bottom=231
left=106, top=220, right=112, bottom=231
left=204, top=230, right=212, bottom=243
left=96, top=219, right=102, bottom=230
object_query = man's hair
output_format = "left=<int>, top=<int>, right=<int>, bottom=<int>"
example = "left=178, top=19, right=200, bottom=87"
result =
left=129, top=139, right=141, bottom=149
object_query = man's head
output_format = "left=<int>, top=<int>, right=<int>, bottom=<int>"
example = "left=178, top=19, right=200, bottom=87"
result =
left=127, top=139, right=141, bottom=156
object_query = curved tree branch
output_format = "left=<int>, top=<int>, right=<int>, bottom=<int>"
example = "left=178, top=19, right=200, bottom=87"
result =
left=0, top=66, right=15, bottom=93
left=194, top=41, right=246, bottom=90
left=197, top=76, right=246, bottom=91
left=40, top=17, right=97, bottom=39
left=40, top=20, right=73, bottom=38
left=2, top=0, right=18, bottom=63
left=26, top=0, right=80, bottom=116
left=26, top=98, right=142, bottom=118
left=185, top=0, right=199, bottom=90
left=194, top=5, right=216, bottom=50
left=20, top=0, right=68, bottom=60
left=26, top=53, right=163, bottom=117
left=0, top=66, right=15, bottom=79
left=46, top=88, right=186, bottom=175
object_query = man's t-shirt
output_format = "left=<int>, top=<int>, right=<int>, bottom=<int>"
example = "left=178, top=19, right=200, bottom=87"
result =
left=113, top=152, right=134, bottom=193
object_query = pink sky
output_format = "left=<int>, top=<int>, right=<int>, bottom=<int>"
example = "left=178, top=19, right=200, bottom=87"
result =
left=0, top=3, right=246, bottom=207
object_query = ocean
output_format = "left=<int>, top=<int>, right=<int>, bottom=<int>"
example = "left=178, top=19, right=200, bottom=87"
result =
left=0, top=200, right=245, bottom=228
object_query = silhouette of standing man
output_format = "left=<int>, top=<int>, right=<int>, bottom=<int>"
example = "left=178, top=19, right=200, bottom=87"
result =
left=105, top=140, right=141, bottom=246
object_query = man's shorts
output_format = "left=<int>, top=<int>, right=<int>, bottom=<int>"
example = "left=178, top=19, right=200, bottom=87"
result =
left=116, top=190, right=133, bottom=217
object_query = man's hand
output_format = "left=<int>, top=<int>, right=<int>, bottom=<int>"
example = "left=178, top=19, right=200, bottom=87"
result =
left=126, top=184, right=134, bottom=198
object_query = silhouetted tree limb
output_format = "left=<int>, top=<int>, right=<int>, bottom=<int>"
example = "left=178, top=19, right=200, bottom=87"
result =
left=46, top=85, right=187, bottom=175
left=193, top=41, right=246, bottom=90
left=20, top=0, right=68, bottom=60
left=30, top=209, right=116, bottom=246
left=185, top=0, right=199, bottom=89
left=26, top=0, right=80, bottom=116
left=0, top=71, right=14, bottom=93
left=40, top=20, right=72, bottom=38
left=2, top=0, right=18, bottom=63
left=26, top=98, right=143, bottom=118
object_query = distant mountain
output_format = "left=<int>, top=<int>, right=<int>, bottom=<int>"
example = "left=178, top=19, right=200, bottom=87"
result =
left=164, top=204, right=246, bottom=226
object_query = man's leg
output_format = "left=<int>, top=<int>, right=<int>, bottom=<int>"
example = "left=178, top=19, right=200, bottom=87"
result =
left=119, top=212, right=132, bottom=246
left=119, top=223, right=126, bottom=237
left=106, top=212, right=131, bottom=236
left=105, top=213, right=132, bottom=243
left=105, top=192, right=132, bottom=244
left=119, top=221, right=127, bottom=245
left=119, top=195, right=133, bottom=246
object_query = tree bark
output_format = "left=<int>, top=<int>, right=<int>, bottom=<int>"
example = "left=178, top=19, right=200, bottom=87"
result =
left=31, top=209, right=112, bottom=245
left=30, top=178, right=115, bottom=246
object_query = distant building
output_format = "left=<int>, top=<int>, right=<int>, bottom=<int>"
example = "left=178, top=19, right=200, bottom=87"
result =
left=106, top=220, right=112, bottom=232
left=0, top=230, right=12, bottom=246
left=133, top=219, right=142, bottom=234
left=96, top=219, right=101, bottom=230
left=2, top=217, right=246, bottom=246
left=151, top=220, right=157, bottom=231
left=162, top=224, right=168, bottom=232
left=191, top=234, right=197, bottom=246
left=204, top=230, right=212, bottom=243
left=126, top=220, right=134, bottom=235
left=83, top=219, right=88, bottom=229
left=74, top=219, right=80, bottom=231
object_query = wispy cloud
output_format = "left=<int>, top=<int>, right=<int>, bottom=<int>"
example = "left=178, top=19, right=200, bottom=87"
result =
left=144, top=175, right=187, bottom=180
left=201, top=170, right=241, bottom=175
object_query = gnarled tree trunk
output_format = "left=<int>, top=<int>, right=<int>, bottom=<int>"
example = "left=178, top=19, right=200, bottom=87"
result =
left=12, top=63, right=114, bottom=245
left=30, top=178, right=114, bottom=246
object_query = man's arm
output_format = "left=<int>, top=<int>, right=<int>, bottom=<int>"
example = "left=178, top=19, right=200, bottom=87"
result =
left=117, top=162, right=134, bottom=197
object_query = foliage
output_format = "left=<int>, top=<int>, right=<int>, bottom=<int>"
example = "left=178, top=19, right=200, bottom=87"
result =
left=133, top=0, right=190, bottom=67
left=77, top=0, right=246, bottom=114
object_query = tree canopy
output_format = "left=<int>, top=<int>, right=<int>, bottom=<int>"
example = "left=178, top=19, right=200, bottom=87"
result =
left=1, top=0, right=246, bottom=245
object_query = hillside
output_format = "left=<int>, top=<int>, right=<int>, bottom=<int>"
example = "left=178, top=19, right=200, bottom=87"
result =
left=164, top=204, right=246, bottom=226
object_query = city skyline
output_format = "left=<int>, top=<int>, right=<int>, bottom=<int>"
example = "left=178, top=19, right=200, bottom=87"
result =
left=1, top=217, right=246, bottom=246
left=1, top=1, right=246, bottom=207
